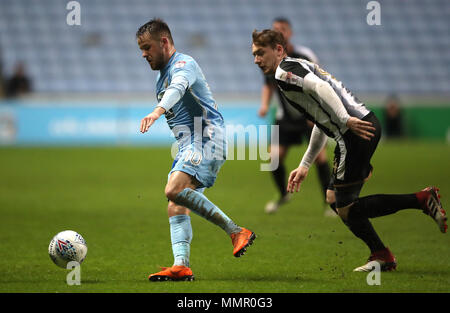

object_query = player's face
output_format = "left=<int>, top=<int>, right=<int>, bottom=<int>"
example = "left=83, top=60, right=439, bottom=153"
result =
left=252, top=43, right=279, bottom=75
left=137, top=33, right=165, bottom=70
left=272, top=22, right=292, bottom=42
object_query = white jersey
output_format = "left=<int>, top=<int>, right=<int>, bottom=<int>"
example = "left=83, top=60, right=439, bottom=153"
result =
left=269, top=45, right=319, bottom=122
left=275, top=57, right=370, bottom=139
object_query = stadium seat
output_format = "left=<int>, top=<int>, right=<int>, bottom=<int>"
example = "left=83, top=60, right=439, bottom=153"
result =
left=0, top=0, right=448, bottom=94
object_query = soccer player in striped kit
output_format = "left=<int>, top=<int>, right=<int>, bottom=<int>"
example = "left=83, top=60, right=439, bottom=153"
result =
left=258, top=17, right=332, bottom=216
left=137, top=19, right=255, bottom=281
left=251, top=29, right=447, bottom=271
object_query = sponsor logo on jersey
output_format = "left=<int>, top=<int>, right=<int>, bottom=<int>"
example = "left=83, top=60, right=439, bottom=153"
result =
left=175, top=61, right=186, bottom=68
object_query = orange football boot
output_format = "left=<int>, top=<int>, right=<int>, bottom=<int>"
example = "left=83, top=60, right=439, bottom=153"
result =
left=231, top=227, right=256, bottom=257
left=148, top=265, right=194, bottom=282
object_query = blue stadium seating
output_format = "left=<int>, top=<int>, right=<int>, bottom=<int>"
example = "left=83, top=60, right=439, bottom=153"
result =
left=0, top=0, right=449, bottom=94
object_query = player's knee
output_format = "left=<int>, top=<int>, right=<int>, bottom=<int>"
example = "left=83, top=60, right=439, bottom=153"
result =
left=165, top=184, right=185, bottom=202
left=336, top=205, right=350, bottom=221
left=167, top=201, right=189, bottom=216
left=326, top=190, right=336, bottom=205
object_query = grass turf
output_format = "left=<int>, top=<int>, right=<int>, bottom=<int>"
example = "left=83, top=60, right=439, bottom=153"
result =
left=0, top=140, right=449, bottom=293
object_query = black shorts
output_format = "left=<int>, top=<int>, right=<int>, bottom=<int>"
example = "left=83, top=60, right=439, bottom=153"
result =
left=329, top=112, right=382, bottom=206
left=272, top=118, right=311, bottom=146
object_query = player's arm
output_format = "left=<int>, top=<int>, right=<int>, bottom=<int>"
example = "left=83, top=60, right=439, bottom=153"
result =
left=140, top=106, right=166, bottom=133
left=303, top=73, right=375, bottom=140
left=287, top=125, right=327, bottom=193
left=141, top=61, right=197, bottom=134
left=140, top=77, right=189, bottom=133
left=259, top=79, right=274, bottom=117
left=158, top=59, right=197, bottom=112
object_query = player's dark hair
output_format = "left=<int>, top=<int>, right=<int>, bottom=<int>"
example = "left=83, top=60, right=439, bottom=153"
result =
left=136, top=18, right=174, bottom=44
left=273, top=16, right=292, bottom=27
left=252, top=29, right=287, bottom=52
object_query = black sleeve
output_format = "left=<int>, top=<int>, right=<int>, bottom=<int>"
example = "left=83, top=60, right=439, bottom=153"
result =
left=279, top=60, right=310, bottom=79
left=290, top=51, right=312, bottom=62
left=264, top=74, right=277, bottom=87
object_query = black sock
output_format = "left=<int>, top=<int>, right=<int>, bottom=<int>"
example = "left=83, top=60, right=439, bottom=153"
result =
left=350, top=194, right=420, bottom=219
left=272, top=163, right=287, bottom=197
left=344, top=216, right=386, bottom=253
left=329, top=202, right=338, bottom=215
left=316, top=161, right=331, bottom=201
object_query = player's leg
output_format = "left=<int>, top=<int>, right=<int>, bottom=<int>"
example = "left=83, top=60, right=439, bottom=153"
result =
left=149, top=201, right=194, bottom=282
left=271, top=143, right=289, bottom=197
left=339, top=112, right=446, bottom=228
left=165, top=170, right=242, bottom=235
left=332, top=113, right=395, bottom=271
left=336, top=113, right=446, bottom=271
left=265, top=143, right=291, bottom=213
left=335, top=184, right=390, bottom=261
left=166, top=170, right=256, bottom=258
left=336, top=184, right=447, bottom=272
left=343, top=187, right=447, bottom=232
left=168, top=202, right=192, bottom=268
left=314, top=148, right=332, bottom=202
left=325, top=183, right=338, bottom=217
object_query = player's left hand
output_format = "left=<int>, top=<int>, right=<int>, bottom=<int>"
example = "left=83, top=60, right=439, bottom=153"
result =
left=287, top=166, right=309, bottom=193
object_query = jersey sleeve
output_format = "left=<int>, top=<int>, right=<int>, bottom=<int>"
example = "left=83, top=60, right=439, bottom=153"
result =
left=279, top=60, right=310, bottom=79
left=299, top=125, right=328, bottom=169
left=156, top=59, right=198, bottom=112
left=274, top=60, right=311, bottom=92
left=171, top=59, right=197, bottom=88
left=303, top=72, right=350, bottom=129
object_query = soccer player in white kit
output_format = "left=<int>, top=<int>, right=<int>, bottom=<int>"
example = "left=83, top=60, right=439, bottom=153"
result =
left=251, top=29, right=447, bottom=272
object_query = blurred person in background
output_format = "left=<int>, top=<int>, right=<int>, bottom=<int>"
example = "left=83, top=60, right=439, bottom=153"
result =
left=383, top=94, right=404, bottom=138
left=258, top=17, right=332, bottom=216
left=5, top=62, right=32, bottom=98
left=0, top=51, right=4, bottom=98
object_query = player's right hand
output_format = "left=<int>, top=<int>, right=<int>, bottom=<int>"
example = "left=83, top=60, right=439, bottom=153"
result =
left=346, top=117, right=376, bottom=141
left=287, top=166, right=309, bottom=193
left=140, top=112, right=159, bottom=133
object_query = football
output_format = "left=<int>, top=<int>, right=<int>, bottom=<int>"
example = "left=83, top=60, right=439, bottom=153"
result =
left=48, top=230, right=88, bottom=268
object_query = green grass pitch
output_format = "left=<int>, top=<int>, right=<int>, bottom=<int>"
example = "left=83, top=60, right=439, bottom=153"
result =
left=0, top=141, right=449, bottom=293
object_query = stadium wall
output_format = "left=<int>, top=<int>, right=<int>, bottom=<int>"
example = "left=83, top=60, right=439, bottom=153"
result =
left=0, top=100, right=449, bottom=146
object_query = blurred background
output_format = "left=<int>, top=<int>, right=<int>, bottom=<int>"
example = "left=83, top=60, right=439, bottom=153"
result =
left=0, top=0, right=449, bottom=145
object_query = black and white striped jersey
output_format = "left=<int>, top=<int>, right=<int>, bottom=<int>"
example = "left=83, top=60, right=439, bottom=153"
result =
left=275, top=57, right=370, bottom=139
left=266, top=45, right=319, bottom=123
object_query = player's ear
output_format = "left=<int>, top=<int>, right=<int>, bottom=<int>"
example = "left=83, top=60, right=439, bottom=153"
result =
left=161, top=36, right=169, bottom=48
left=276, top=44, right=284, bottom=56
